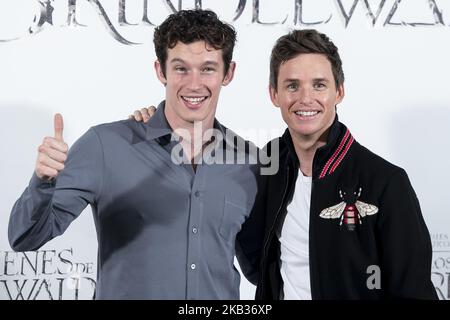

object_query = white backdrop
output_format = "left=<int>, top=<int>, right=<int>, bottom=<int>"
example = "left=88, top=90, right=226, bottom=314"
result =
left=1, top=0, right=449, bottom=300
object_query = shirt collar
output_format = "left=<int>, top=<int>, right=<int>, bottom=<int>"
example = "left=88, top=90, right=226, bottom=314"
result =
left=144, top=101, right=173, bottom=141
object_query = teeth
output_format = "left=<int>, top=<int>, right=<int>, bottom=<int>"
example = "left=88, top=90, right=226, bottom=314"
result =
left=183, top=97, right=206, bottom=105
left=295, top=110, right=318, bottom=117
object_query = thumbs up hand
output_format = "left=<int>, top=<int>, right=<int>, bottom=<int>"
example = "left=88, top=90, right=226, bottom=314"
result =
left=35, top=114, right=69, bottom=180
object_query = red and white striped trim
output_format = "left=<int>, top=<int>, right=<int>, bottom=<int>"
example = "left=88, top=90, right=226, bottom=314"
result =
left=329, top=135, right=354, bottom=175
left=319, top=129, right=354, bottom=179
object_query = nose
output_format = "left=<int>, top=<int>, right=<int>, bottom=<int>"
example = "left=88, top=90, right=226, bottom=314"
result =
left=298, top=87, right=313, bottom=104
left=187, top=70, right=202, bottom=91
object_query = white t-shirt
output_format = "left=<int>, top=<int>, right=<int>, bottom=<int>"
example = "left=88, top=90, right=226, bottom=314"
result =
left=278, top=171, right=312, bottom=300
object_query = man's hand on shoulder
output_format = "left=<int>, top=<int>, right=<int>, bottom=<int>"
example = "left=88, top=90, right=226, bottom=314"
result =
left=128, top=106, right=156, bottom=123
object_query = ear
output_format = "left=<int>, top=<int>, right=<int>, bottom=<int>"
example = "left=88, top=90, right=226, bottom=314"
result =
left=222, top=61, right=236, bottom=86
left=335, top=83, right=345, bottom=105
left=269, top=84, right=280, bottom=108
left=154, top=60, right=167, bottom=85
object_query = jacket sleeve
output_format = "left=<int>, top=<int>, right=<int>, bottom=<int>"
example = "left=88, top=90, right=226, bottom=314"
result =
left=8, top=127, right=104, bottom=252
left=235, top=159, right=269, bottom=286
left=377, top=168, right=437, bottom=299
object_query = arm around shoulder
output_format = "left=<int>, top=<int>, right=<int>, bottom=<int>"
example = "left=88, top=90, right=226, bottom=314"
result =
left=236, top=171, right=268, bottom=286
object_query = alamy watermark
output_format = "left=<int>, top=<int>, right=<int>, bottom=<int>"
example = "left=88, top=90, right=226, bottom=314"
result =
left=366, top=265, right=381, bottom=290
left=169, top=121, right=281, bottom=176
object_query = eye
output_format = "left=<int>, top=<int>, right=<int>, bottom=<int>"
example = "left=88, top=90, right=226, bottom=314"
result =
left=175, top=66, right=187, bottom=73
left=287, top=83, right=298, bottom=91
left=314, top=82, right=326, bottom=90
left=202, top=66, right=215, bottom=73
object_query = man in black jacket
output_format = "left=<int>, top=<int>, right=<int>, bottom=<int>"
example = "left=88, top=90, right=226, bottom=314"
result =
left=251, top=29, right=437, bottom=299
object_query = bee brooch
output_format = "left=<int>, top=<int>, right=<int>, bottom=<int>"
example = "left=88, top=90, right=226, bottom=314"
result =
left=319, top=187, right=378, bottom=231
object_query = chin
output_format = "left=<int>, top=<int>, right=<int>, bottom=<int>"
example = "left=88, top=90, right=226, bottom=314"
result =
left=291, top=126, right=322, bottom=139
left=184, top=115, right=208, bottom=123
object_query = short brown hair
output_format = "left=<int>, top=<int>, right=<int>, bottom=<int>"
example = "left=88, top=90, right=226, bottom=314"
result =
left=269, top=29, right=344, bottom=90
left=154, top=9, right=236, bottom=77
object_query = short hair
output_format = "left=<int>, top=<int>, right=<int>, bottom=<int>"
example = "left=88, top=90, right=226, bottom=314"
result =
left=154, top=9, right=236, bottom=77
left=269, top=29, right=345, bottom=90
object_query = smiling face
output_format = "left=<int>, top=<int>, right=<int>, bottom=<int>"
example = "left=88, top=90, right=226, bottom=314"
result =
left=270, top=53, right=344, bottom=143
left=155, top=40, right=235, bottom=130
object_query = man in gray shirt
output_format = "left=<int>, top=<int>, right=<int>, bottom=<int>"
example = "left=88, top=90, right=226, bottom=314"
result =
left=8, top=9, right=265, bottom=299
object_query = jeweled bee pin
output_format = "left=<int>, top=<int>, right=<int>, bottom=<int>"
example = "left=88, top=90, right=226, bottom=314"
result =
left=319, top=187, right=378, bottom=231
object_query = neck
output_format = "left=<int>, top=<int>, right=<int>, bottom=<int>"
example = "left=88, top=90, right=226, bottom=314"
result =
left=289, top=127, right=330, bottom=177
left=181, top=122, right=215, bottom=161
left=164, top=109, right=215, bottom=161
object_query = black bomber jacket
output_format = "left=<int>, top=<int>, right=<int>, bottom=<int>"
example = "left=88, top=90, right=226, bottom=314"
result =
left=238, top=116, right=437, bottom=300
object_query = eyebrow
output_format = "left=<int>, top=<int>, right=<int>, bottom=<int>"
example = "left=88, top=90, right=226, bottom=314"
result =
left=282, top=78, right=330, bottom=83
left=202, top=61, right=220, bottom=67
left=169, top=58, right=219, bottom=67
left=282, top=79, right=299, bottom=84
left=313, top=78, right=330, bottom=82
left=169, top=58, right=186, bottom=65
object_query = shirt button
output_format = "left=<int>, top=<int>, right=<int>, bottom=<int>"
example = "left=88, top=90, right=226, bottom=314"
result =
left=194, top=191, right=200, bottom=197
left=192, top=227, right=198, bottom=234
left=190, top=263, right=196, bottom=270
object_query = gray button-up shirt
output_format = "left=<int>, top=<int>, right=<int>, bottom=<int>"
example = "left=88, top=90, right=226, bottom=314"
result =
left=8, top=102, right=260, bottom=299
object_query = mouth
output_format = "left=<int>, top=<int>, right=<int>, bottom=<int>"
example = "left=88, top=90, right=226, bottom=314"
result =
left=293, top=110, right=320, bottom=119
left=181, top=96, right=208, bottom=109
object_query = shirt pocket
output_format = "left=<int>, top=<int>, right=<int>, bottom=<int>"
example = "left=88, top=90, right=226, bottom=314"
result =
left=219, top=199, right=249, bottom=242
